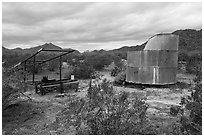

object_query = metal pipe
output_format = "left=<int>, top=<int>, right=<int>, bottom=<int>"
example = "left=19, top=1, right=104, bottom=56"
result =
left=26, top=60, right=46, bottom=63
left=60, top=56, right=62, bottom=81
left=24, top=62, right=26, bottom=83
left=59, top=56, right=63, bottom=94
left=42, top=49, right=74, bottom=52
left=21, top=48, right=43, bottom=63
left=26, top=50, right=75, bottom=65
left=33, top=56, right=35, bottom=83
left=38, top=50, right=75, bottom=65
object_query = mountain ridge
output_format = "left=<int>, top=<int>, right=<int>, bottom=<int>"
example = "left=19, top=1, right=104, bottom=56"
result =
left=3, top=29, right=202, bottom=55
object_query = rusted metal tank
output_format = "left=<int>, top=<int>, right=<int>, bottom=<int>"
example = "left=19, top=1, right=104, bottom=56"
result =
left=126, top=34, right=179, bottom=85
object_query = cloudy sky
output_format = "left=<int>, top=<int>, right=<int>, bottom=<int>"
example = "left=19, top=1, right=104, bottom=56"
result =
left=2, top=2, right=202, bottom=51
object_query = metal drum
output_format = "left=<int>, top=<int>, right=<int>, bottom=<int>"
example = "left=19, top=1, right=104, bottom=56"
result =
left=126, top=34, right=179, bottom=85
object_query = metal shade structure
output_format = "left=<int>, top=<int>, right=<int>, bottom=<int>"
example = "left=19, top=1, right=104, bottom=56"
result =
left=11, top=48, right=76, bottom=94
left=126, top=34, right=179, bottom=85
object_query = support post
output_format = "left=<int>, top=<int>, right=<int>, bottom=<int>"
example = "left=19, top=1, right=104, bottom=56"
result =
left=60, top=56, right=62, bottom=81
left=59, top=56, right=63, bottom=94
left=33, top=56, right=35, bottom=83
left=24, top=61, right=26, bottom=92
left=24, top=62, right=26, bottom=83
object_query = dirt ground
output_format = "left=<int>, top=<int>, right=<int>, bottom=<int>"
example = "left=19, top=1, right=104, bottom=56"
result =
left=2, top=70, right=195, bottom=135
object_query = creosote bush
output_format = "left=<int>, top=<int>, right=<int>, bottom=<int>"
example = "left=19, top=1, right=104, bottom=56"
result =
left=179, top=69, right=202, bottom=135
left=111, top=66, right=121, bottom=76
left=185, top=53, right=201, bottom=74
left=113, top=71, right=126, bottom=85
left=71, top=79, right=157, bottom=135
left=72, top=63, right=95, bottom=79
left=2, top=84, right=19, bottom=110
left=2, top=69, right=27, bottom=110
left=47, top=60, right=59, bottom=72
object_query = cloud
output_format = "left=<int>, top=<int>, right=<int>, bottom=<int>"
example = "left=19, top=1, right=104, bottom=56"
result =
left=2, top=2, right=202, bottom=51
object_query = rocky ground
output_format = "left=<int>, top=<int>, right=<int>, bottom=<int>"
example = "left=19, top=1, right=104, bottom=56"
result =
left=2, top=71, right=195, bottom=135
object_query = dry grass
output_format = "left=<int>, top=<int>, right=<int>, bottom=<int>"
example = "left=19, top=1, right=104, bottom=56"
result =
left=2, top=70, right=195, bottom=135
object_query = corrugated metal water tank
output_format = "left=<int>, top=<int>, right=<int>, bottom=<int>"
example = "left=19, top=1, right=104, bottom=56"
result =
left=126, top=34, right=179, bottom=85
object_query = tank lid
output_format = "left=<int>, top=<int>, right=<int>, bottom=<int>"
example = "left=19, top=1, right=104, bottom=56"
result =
left=144, top=34, right=179, bottom=51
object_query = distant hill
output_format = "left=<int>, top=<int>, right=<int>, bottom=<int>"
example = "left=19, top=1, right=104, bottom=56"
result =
left=109, top=29, right=202, bottom=54
left=3, top=43, right=63, bottom=54
left=110, top=42, right=147, bottom=52
left=2, top=46, right=10, bottom=53
left=2, top=43, right=80, bottom=68
left=2, top=29, right=202, bottom=67
left=3, top=29, right=201, bottom=55
left=93, top=29, right=201, bottom=60
left=2, top=43, right=81, bottom=57
left=24, top=42, right=62, bottom=53
left=172, top=29, right=202, bottom=54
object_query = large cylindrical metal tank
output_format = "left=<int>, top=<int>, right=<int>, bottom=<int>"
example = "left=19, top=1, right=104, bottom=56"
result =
left=126, top=34, right=179, bottom=85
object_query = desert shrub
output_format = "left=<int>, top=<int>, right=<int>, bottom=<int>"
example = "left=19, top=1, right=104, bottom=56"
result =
left=2, top=69, right=28, bottom=110
left=3, top=53, right=31, bottom=68
left=73, top=63, right=95, bottom=79
left=178, top=52, right=189, bottom=62
left=71, top=79, right=155, bottom=135
left=26, top=64, right=43, bottom=74
left=113, top=56, right=123, bottom=69
left=2, top=84, right=19, bottom=110
left=179, top=69, right=202, bottom=134
left=47, top=59, right=60, bottom=71
left=113, top=71, right=126, bottom=85
left=66, top=54, right=85, bottom=67
left=170, top=105, right=182, bottom=116
left=111, top=66, right=121, bottom=76
left=185, top=53, right=201, bottom=74
left=84, top=53, right=112, bottom=71
left=64, top=65, right=74, bottom=79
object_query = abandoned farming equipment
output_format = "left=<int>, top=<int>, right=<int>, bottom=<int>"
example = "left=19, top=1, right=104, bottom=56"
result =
left=11, top=48, right=79, bottom=95
left=35, top=78, right=79, bottom=96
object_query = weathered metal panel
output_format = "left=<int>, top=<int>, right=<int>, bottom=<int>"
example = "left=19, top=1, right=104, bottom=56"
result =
left=126, top=34, right=179, bottom=85
left=127, top=51, right=141, bottom=67
left=157, top=67, right=177, bottom=84
left=128, top=50, right=178, bottom=68
left=126, top=66, right=177, bottom=85
left=144, top=34, right=179, bottom=51
left=141, top=51, right=159, bottom=67
left=139, top=67, right=177, bottom=85
left=141, top=50, right=178, bottom=67
left=139, top=67, right=154, bottom=84
left=126, top=66, right=140, bottom=83
left=158, top=51, right=178, bottom=67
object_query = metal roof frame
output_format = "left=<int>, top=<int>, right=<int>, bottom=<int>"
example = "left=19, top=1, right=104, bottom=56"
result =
left=18, top=48, right=75, bottom=84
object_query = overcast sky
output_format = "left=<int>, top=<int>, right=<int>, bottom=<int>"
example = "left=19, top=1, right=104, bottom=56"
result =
left=2, top=2, right=202, bottom=51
